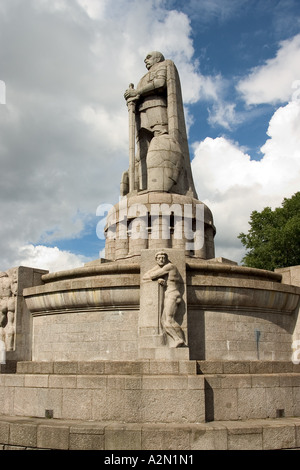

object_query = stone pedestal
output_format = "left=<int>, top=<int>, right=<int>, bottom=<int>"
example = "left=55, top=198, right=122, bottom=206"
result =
left=1, top=360, right=300, bottom=450
left=21, top=259, right=300, bottom=363
left=104, top=192, right=216, bottom=261
left=0, top=360, right=205, bottom=425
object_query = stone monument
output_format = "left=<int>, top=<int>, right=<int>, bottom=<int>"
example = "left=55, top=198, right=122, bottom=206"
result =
left=0, top=52, right=300, bottom=450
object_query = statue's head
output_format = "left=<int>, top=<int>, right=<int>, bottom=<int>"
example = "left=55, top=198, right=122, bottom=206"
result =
left=155, top=251, right=169, bottom=267
left=144, top=51, right=165, bottom=70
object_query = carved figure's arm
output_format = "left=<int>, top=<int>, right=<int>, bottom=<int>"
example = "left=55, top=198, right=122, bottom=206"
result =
left=124, top=86, right=140, bottom=102
left=124, top=67, right=167, bottom=103
left=143, top=264, right=171, bottom=281
left=137, top=77, right=166, bottom=97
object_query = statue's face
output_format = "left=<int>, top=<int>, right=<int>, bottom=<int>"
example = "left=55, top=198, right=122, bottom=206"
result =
left=144, top=52, right=162, bottom=70
left=156, top=254, right=167, bottom=267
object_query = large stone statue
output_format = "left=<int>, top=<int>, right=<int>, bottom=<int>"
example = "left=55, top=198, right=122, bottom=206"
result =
left=122, top=51, right=197, bottom=197
left=142, top=251, right=186, bottom=347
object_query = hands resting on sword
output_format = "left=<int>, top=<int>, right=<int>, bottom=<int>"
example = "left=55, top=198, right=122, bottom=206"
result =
left=124, top=85, right=140, bottom=103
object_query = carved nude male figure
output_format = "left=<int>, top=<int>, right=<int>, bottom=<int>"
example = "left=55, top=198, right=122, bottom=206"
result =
left=143, top=251, right=186, bottom=347
left=0, top=271, right=16, bottom=351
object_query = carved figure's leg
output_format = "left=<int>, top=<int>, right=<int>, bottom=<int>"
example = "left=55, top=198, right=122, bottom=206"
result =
left=5, top=310, right=15, bottom=351
left=0, top=308, right=7, bottom=349
left=161, top=293, right=185, bottom=347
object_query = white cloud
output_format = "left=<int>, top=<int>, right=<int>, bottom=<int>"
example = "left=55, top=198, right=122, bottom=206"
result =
left=14, top=245, right=90, bottom=272
left=76, top=0, right=108, bottom=19
left=191, top=32, right=300, bottom=262
left=191, top=99, right=300, bottom=263
left=181, top=0, right=249, bottom=24
left=80, top=105, right=128, bottom=152
left=207, top=102, right=238, bottom=130
left=33, top=0, right=68, bottom=13
left=207, top=33, right=300, bottom=130
left=200, top=74, right=240, bottom=130
left=237, top=34, right=300, bottom=105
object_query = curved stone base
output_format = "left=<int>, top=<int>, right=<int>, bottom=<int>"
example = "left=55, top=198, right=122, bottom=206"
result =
left=186, top=260, right=300, bottom=361
left=23, top=256, right=300, bottom=363
left=1, top=415, right=300, bottom=450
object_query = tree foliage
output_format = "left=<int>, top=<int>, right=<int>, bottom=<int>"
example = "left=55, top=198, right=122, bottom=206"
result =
left=238, top=192, right=300, bottom=271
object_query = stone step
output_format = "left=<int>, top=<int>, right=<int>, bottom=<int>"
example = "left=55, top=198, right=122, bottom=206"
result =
left=197, top=360, right=300, bottom=375
left=0, top=415, right=299, bottom=450
left=2, top=360, right=300, bottom=429
left=15, top=359, right=197, bottom=375
left=13, top=360, right=300, bottom=376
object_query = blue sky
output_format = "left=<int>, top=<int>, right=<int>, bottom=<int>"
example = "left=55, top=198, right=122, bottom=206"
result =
left=181, top=0, right=299, bottom=154
left=0, top=0, right=300, bottom=271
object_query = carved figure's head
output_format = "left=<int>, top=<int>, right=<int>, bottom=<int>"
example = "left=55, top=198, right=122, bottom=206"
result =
left=144, top=51, right=165, bottom=70
left=155, top=251, right=168, bottom=267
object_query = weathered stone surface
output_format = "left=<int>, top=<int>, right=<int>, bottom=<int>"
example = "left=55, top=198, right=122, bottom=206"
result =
left=37, top=424, right=70, bottom=450
left=0, top=420, right=9, bottom=444
left=105, top=424, right=142, bottom=450
left=16, top=359, right=198, bottom=375
left=263, top=421, right=296, bottom=450
left=277, top=266, right=300, bottom=360
left=276, top=265, right=300, bottom=287
left=0, top=415, right=299, bottom=450
left=190, top=423, right=228, bottom=450
left=204, top=370, right=300, bottom=421
left=21, top=248, right=300, bottom=363
left=69, top=428, right=105, bottom=450
left=142, top=423, right=191, bottom=450
left=21, top=255, right=299, bottom=363
left=189, top=303, right=298, bottom=361
left=9, top=421, right=37, bottom=448
left=5, top=361, right=300, bottom=425
left=0, top=361, right=205, bottom=424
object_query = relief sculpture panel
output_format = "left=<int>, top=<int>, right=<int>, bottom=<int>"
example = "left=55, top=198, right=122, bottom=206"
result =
left=142, top=251, right=186, bottom=348
left=0, top=269, right=17, bottom=351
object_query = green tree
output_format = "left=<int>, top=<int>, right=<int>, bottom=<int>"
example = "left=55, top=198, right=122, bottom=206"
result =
left=238, top=192, right=300, bottom=271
